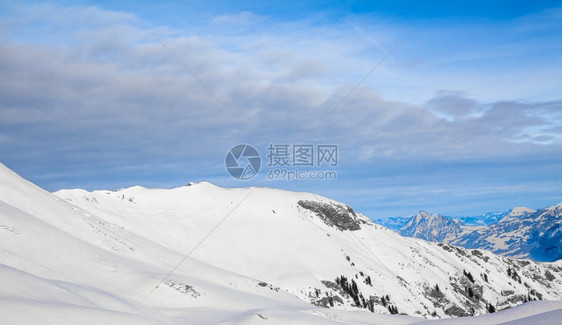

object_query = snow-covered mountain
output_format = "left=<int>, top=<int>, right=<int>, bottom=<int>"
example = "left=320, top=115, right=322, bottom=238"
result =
left=455, top=211, right=510, bottom=227
left=452, top=205, right=561, bottom=262
left=377, top=210, right=513, bottom=231
left=397, top=205, right=561, bottom=262
left=1, top=162, right=562, bottom=324
left=399, top=211, right=465, bottom=242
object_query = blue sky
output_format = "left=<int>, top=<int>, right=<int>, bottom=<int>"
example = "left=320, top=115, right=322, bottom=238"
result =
left=1, top=1, right=561, bottom=219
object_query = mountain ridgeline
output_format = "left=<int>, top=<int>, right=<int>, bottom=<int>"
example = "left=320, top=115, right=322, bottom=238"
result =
left=1, top=162, right=561, bottom=324
left=390, top=205, right=562, bottom=262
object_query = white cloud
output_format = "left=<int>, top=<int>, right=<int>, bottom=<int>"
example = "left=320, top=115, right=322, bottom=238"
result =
left=1, top=5, right=561, bottom=163
left=212, top=11, right=265, bottom=25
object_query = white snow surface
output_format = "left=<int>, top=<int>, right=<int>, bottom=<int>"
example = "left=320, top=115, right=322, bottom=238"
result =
left=508, top=207, right=536, bottom=217
left=0, top=162, right=561, bottom=324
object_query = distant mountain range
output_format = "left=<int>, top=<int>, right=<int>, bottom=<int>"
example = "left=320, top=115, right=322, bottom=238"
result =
left=377, top=205, right=562, bottom=262
left=456, top=211, right=510, bottom=227
left=375, top=210, right=513, bottom=232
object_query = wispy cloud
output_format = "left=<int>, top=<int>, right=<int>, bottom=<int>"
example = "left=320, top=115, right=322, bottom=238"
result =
left=212, top=11, right=265, bottom=25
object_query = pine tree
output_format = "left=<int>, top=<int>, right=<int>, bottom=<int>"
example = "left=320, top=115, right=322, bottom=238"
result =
left=368, top=296, right=375, bottom=312
left=360, top=294, right=366, bottom=308
left=387, top=305, right=399, bottom=314
left=351, top=279, right=359, bottom=296
left=353, top=294, right=361, bottom=307
left=463, top=270, right=475, bottom=283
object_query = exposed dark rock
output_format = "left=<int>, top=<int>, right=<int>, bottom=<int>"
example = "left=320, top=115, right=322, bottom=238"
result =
left=165, top=280, right=200, bottom=298
left=298, top=200, right=361, bottom=231
left=444, top=305, right=468, bottom=317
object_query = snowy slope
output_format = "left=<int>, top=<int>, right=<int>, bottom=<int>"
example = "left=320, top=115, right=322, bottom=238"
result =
left=413, top=300, right=562, bottom=324
left=1, top=162, right=562, bottom=324
left=54, top=181, right=562, bottom=317
left=0, top=163, right=353, bottom=324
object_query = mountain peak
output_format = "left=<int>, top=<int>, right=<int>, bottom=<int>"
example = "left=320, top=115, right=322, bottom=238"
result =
left=416, top=210, right=440, bottom=220
left=508, top=206, right=535, bottom=217
left=400, top=211, right=463, bottom=242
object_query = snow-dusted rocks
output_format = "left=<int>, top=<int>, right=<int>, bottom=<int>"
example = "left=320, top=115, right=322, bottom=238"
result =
left=297, top=200, right=365, bottom=231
